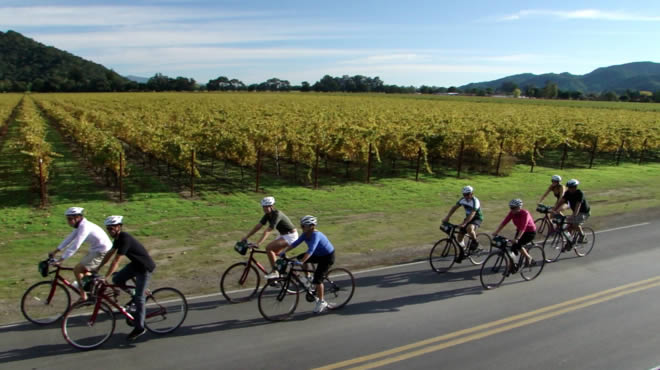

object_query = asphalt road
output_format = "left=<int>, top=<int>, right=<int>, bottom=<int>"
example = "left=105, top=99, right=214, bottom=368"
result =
left=2, top=220, right=659, bottom=370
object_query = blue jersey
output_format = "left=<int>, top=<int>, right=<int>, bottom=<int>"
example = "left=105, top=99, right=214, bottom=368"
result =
left=290, top=231, right=335, bottom=256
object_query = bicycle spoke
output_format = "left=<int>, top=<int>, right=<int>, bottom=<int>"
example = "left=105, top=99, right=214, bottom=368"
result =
left=21, top=281, right=71, bottom=325
left=145, top=287, right=188, bottom=334
left=62, top=301, right=115, bottom=350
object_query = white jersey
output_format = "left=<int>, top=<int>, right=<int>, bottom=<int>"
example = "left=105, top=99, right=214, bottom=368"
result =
left=56, top=218, right=113, bottom=260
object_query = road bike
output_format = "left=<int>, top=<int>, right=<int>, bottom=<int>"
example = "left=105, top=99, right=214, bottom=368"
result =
left=257, top=257, right=355, bottom=321
left=220, top=241, right=271, bottom=303
left=480, top=235, right=546, bottom=290
left=542, top=214, right=596, bottom=262
left=429, top=222, right=492, bottom=273
left=61, top=274, right=188, bottom=350
left=21, top=258, right=90, bottom=325
left=534, top=204, right=557, bottom=242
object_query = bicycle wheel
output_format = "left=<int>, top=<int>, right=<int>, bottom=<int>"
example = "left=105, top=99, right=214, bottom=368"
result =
left=258, top=277, right=299, bottom=321
left=480, top=252, right=509, bottom=290
left=574, top=227, right=596, bottom=257
left=144, top=287, right=188, bottom=334
left=542, top=232, right=564, bottom=263
left=323, top=268, right=356, bottom=310
left=468, top=233, right=492, bottom=265
left=520, top=245, right=545, bottom=281
left=534, top=218, right=552, bottom=243
left=62, top=301, right=115, bottom=350
left=21, top=281, right=71, bottom=325
left=429, top=239, right=457, bottom=273
left=220, top=262, right=260, bottom=303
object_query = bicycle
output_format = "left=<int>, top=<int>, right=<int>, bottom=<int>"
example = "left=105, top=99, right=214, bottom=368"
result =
left=542, top=214, right=596, bottom=262
left=220, top=241, right=271, bottom=303
left=429, top=222, right=492, bottom=273
left=61, top=274, right=188, bottom=350
left=21, top=258, right=91, bottom=325
left=480, top=235, right=546, bottom=290
left=257, top=257, right=355, bottom=321
left=534, top=204, right=558, bottom=243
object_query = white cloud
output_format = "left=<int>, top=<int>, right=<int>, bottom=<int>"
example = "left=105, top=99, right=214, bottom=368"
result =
left=499, top=9, right=660, bottom=22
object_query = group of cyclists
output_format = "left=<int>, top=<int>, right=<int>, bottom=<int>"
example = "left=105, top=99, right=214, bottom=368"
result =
left=447, top=175, right=591, bottom=267
left=44, top=174, right=590, bottom=342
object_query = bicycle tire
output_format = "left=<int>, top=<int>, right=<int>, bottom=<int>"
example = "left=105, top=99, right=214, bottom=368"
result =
left=324, top=268, right=356, bottom=310
left=258, top=277, right=299, bottom=321
left=21, top=280, right=71, bottom=325
left=468, top=233, right=492, bottom=265
left=480, top=251, right=509, bottom=290
left=520, top=245, right=545, bottom=281
left=542, top=231, right=564, bottom=262
left=534, top=218, right=552, bottom=243
left=144, top=287, right=188, bottom=334
left=574, top=227, right=596, bottom=257
left=220, top=262, right=260, bottom=303
left=429, top=238, right=457, bottom=273
left=62, top=301, right=115, bottom=350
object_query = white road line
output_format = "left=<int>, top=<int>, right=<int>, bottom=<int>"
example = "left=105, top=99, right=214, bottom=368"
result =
left=2, top=221, right=652, bottom=329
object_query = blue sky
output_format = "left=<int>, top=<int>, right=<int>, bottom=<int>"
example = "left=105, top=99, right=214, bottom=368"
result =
left=2, top=0, right=660, bottom=86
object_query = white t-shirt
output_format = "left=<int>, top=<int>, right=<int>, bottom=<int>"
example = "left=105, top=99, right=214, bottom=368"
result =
left=56, top=218, right=113, bottom=260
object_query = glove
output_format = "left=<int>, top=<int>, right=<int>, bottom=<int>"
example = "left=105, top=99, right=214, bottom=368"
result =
left=279, top=252, right=286, bottom=258
left=293, top=260, right=303, bottom=266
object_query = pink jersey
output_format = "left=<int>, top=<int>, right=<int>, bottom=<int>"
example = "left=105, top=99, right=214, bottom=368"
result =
left=500, top=209, right=536, bottom=233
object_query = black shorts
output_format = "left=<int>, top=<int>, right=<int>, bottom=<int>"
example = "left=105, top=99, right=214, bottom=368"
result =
left=466, top=218, right=482, bottom=227
left=297, top=252, right=335, bottom=285
left=512, top=231, right=536, bottom=252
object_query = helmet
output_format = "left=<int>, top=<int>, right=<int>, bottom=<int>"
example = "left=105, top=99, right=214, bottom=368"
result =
left=462, top=186, right=474, bottom=195
left=300, top=215, right=317, bottom=226
left=104, top=215, right=123, bottom=226
left=65, top=207, right=84, bottom=216
left=260, top=196, right=275, bottom=207
left=566, top=179, right=579, bottom=187
left=509, top=198, right=523, bottom=208
left=551, top=175, right=562, bottom=182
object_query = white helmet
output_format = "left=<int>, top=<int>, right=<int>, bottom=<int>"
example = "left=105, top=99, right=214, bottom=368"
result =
left=104, top=215, right=123, bottom=226
left=509, top=198, right=523, bottom=208
left=300, top=215, right=317, bottom=226
left=261, top=196, right=275, bottom=207
left=551, top=175, right=562, bottom=182
left=462, top=186, right=474, bottom=195
left=566, top=179, right=579, bottom=187
left=65, top=207, right=84, bottom=216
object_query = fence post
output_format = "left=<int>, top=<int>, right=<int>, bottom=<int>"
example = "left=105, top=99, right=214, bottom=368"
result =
left=119, top=153, right=124, bottom=202
left=457, top=140, right=465, bottom=178
left=314, top=146, right=320, bottom=189
left=589, top=137, right=598, bottom=169
left=616, top=139, right=625, bottom=166
left=366, top=143, right=373, bottom=184
left=38, top=157, right=47, bottom=207
left=255, top=148, right=262, bottom=192
left=530, top=141, right=538, bottom=173
left=190, top=150, right=196, bottom=197
left=639, top=138, right=648, bottom=165
left=415, top=147, right=422, bottom=181
left=495, top=138, right=504, bottom=175
left=560, top=142, right=568, bottom=170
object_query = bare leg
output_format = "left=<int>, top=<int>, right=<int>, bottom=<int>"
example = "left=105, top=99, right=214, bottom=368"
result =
left=265, top=239, right=289, bottom=271
left=73, top=264, right=87, bottom=300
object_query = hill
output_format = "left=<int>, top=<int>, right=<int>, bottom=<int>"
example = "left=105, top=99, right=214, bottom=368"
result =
left=0, top=30, right=133, bottom=92
left=460, top=62, right=660, bottom=94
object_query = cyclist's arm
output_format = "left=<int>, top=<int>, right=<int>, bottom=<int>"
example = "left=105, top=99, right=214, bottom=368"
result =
left=443, top=205, right=460, bottom=222
left=461, top=211, right=476, bottom=227
left=104, top=251, right=124, bottom=279
left=553, top=198, right=566, bottom=212
left=493, top=213, right=512, bottom=236
left=242, top=223, right=263, bottom=241
left=255, top=227, right=273, bottom=246
left=95, top=248, right=116, bottom=273
left=50, top=229, right=77, bottom=260
left=539, top=187, right=551, bottom=203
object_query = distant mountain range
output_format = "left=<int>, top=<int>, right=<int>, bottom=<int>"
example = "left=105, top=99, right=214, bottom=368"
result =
left=125, top=75, right=149, bottom=84
left=460, top=62, right=660, bottom=94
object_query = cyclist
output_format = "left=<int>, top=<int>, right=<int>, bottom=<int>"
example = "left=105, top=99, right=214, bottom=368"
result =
left=553, top=179, right=590, bottom=244
left=442, top=185, right=484, bottom=263
left=96, top=215, right=156, bottom=341
left=538, top=175, right=565, bottom=209
left=241, top=196, right=298, bottom=279
left=48, top=207, right=112, bottom=303
left=492, top=199, right=535, bottom=266
left=281, top=215, right=335, bottom=314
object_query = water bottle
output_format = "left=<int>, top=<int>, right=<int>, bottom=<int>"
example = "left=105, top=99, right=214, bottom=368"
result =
left=71, top=281, right=79, bottom=289
left=508, top=249, right=520, bottom=264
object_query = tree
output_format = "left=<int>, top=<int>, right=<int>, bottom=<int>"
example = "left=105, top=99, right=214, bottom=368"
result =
left=300, top=81, right=311, bottom=92
left=500, top=81, right=518, bottom=94
left=542, top=81, right=558, bottom=99
left=512, top=88, right=521, bottom=98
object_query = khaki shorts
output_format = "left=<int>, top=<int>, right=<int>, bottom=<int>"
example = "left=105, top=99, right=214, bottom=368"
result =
left=79, top=250, right=107, bottom=270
